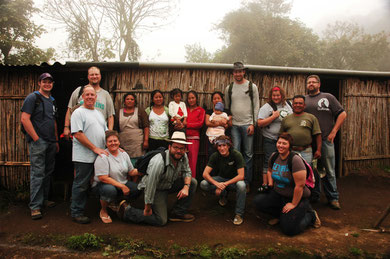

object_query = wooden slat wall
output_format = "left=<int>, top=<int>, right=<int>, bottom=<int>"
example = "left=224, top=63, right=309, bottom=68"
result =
left=1, top=65, right=389, bottom=189
left=0, top=70, right=38, bottom=189
left=342, top=78, right=390, bottom=175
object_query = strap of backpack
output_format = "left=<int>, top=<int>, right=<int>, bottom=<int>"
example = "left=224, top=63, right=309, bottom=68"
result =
left=248, top=81, right=255, bottom=125
left=269, top=151, right=279, bottom=169
left=228, top=82, right=233, bottom=111
left=33, top=92, right=44, bottom=120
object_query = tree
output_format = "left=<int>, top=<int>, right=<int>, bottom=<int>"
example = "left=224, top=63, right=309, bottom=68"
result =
left=320, top=21, right=390, bottom=71
left=45, top=0, right=177, bottom=61
left=213, top=0, right=321, bottom=67
left=185, top=43, right=213, bottom=63
left=45, top=0, right=115, bottom=61
left=0, top=0, right=54, bottom=65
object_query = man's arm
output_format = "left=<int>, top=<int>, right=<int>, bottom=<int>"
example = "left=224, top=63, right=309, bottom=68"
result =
left=328, top=111, right=347, bottom=143
left=177, top=176, right=191, bottom=199
left=313, top=134, right=322, bottom=159
left=21, top=112, right=39, bottom=142
left=107, top=115, right=114, bottom=130
left=224, top=167, right=245, bottom=186
left=73, top=131, right=108, bottom=156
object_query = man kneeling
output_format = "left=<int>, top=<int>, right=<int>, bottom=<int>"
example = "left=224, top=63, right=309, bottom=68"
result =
left=200, top=135, right=246, bottom=225
left=117, top=131, right=197, bottom=226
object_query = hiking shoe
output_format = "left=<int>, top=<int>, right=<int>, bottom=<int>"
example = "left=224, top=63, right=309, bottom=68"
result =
left=31, top=209, right=42, bottom=220
left=72, top=215, right=91, bottom=224
left=44, top=200, right=56, bottom=208
left=117, top=200, right=129, bottom=220
left=169, top=213, right=195, bottom=222
left=312, top=210, right=321, bottom=228
left=329, top=200, right=341, bottom=210
left=233, top=214, right=243, bottom=225
left=218, top=196, right=228, bottom=207
left=268, top=218, right=280, bottom=226
left=257, top=184, right=269, bottom=193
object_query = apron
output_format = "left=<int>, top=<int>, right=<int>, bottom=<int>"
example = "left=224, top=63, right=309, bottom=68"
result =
left=119, top=107, right=144, bottom=158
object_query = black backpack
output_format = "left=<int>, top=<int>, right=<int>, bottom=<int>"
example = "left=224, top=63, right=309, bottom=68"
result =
left=21, top=91, right=58, bottom=135
left=269, top=151, right=315, bottom=189
left=135, top=147, right=168, bottom=175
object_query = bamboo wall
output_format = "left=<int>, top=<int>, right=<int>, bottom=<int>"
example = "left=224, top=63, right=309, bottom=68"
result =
left=1, top=64, right=389, bottom=189
left=342, top=78, right=390, bottom=175
left=0, top=70, right=38, bottom=189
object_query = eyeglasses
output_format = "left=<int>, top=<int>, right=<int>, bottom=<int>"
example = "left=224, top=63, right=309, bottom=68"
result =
left=307, top=81, right=319, bottom=84
left=171, top=145, right=186, bottom=152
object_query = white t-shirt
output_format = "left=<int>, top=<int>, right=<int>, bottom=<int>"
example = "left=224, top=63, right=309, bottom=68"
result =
left=71, top=106, right=108, bottom=163
left=149, top=109, right=169, bottom=139
left=93, top=149, right=133, bottom=187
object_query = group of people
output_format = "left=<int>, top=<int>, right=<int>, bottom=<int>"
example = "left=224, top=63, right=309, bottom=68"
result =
left=21, top=62, right=346, bottom=236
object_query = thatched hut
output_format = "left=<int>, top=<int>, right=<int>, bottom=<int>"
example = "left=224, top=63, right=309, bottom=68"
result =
left=1, top=62, right=389, bottom=189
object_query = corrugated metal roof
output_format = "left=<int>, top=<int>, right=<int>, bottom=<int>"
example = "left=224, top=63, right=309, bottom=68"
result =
left=1, top=61, right=390, bottom=77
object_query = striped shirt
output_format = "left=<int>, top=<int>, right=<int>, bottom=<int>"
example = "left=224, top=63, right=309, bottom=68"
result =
left=138, top=150, right=192, bottom=204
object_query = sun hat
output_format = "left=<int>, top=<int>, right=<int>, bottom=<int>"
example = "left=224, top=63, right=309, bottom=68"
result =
left=168, top=131, right=192, bottom=145
left=233, top=61, right=247, bottom=71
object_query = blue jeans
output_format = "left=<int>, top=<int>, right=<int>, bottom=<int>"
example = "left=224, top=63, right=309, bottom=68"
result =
left=123, top=178, right=197, bottom=226
left=253, top=190, right=315, bottom=236
left=200, top=176, right=246, bottom=216
left=263, top=137, right=277, bottom=174
left=71, top=162, right=94, bottom=217
left=295, top=147, right=321, bottom=201
left=97, top=181, right=141, bottom=203
left=231, top=125, right=254, bottom=184
left=321, top=140, right=339, bottom=201
left=29, top=138, right=56, bottom=210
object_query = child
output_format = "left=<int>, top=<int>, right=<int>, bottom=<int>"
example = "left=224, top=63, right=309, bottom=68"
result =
left=168, top=88, right=187, bottom=127
left=206, top=102, right=229, bottom=144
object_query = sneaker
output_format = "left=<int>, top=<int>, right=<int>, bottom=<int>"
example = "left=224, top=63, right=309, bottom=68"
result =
left=267, top=218, right=280, bottom=226
left=31, top=209, right=42, bottom=220
left=218, top=196, right=228, bottom=207
left=312, top=210, right=321, bottom=228
left=233, top=214, right=243, bottom=225
left=117, top=200, right=129, bottom=220
left=44, top=200, right=56, bottom=208
left=72, top=215, right=91, bottom=224
left=329, top=200, right=341, bottom=210
left=169, top=213, right=195, bottom=222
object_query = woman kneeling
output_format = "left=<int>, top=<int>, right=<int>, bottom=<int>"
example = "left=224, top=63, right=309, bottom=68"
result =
left=253, top=133, right=321, bottom=236
left=93, top=130, right=142, bottom=223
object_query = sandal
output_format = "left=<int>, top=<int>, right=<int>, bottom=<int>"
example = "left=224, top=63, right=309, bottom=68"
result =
left=31, top=209, right=42, bottom=220
left=99, top=210, right=112, bottom=224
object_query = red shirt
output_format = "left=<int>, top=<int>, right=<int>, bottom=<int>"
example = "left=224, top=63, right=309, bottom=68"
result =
left=186, top=106, right=205, bottom=138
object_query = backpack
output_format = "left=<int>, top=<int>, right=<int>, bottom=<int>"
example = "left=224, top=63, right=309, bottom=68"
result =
left=269, top=151, right=315, bottom=189
left=21, top=91, right=58, bottom=135
left=134, top=147, right=168, bottom=175
left=228, top=81, right=256, bottom=125
left=69, top=85, right=86, bottom=114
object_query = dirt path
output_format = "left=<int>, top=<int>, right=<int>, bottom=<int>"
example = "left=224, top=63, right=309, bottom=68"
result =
left=1, top=172, right=390, bottom=258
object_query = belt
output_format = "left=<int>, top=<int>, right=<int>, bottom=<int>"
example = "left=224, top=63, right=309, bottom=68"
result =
left=292, top=145, right=311, bottom=151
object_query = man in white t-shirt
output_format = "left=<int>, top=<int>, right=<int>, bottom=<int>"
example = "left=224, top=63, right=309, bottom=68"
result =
left=70, top=85, right=108, bottom=224
left=63, top=66, right=114, bottom=138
